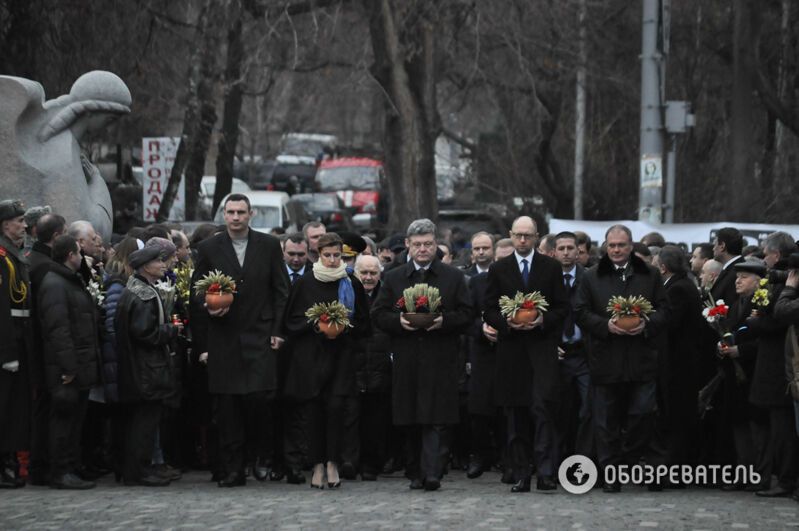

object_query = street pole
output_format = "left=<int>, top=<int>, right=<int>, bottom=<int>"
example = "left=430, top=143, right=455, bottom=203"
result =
left=573, top=0, right=586, bottom=220
left=639, top=0, right=665, bottom=223
left=665, top=134, right=676, bottom=223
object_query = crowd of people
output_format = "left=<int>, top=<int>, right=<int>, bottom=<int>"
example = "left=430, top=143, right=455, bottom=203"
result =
left=2, top=194, right=799, bottom=498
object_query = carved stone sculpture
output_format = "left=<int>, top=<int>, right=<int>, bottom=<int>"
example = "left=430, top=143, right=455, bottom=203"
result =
left=0, top=71, right=132, bottom=241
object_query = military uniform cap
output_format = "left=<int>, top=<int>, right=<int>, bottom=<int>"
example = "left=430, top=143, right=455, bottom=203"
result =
left=0, top=200, right=25, bottom=222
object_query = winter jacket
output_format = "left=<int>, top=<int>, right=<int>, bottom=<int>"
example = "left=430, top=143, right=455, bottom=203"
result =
left=101, top=275, right=126, bottom=402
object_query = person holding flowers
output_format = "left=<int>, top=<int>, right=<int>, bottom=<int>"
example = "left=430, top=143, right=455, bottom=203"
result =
left=371, top=218, right=472, bottom=492
left=483, top=216, right=569, bottom=493
left=575, top=224, right=669, bottom=492
left=283, top=232, right=370, bottom=489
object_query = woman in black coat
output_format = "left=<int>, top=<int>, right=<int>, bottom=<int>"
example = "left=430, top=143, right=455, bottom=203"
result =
left=114, top=246, right=181, bottom=486
left=283, top=233, right=370, bottom=488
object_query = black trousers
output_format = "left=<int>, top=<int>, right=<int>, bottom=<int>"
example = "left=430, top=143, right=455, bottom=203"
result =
left=557, top=352, right=594, bottom=459
left=29, top=389, right=50, bottom=479
left=470, top=410, right=505, bottom=465
left=217, top=391, right=274, bottom=475
left=123, top=401, right=161, bottom=481
left=506, top=389, right=558, bottom=481
left=751, top=405, right=799, bottom=489
left=283, top=400, right=308, bottom=470
left=593, top=380, right=664, bottom=472
left=307, top=394, right=345, bottom=465
left=405, top=425, right=448, bottom=482
left=341, top=394, right=360, bottom=467
left=359, top=392, right=391, bottom=474
left=49, top=387, right=90, bottom=478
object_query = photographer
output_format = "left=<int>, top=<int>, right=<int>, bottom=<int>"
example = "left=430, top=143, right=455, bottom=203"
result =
left=774, top=252, right=799, bottom=444
left=747, top=232, right=797, bottom=497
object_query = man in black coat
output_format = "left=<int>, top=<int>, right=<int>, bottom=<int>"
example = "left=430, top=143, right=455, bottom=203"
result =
left=575, top=224, right=670, bottom=492
left=0, top=199, right=33, bottom=489
left=484, top=216, right=569, bottom=492
left=654, top=245, right=705, bottom=470
left=37, top=235, right=100, bottom=489
left=191, top=194, right=290, bottom=487
left=711, top=227, right=745, bottom=308
left=24, top=213, right=66, bottom=485
left=372, top=218, right=473, bottom=491
left=553, top=232, right=594, bottom=460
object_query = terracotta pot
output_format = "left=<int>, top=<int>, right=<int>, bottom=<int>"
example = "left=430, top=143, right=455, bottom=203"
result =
left=205, top=292, right=234, bottom=311
left=511, top=308, right=539, bottom=325
left=615, top=315, right=641, bottom=331
left=403, top=312, right=439, bottom=329
left=318, top=320, right=344, bottom=339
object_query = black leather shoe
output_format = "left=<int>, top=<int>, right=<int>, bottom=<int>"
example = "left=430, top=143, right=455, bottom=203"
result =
left=603, top=481, right=621, bottom=493
left=466, top=458, right=484, bottom=479
left=269, top=467, right=285, bottom=482
left=217, top=473, right=246, bottom=488
left=536, top=476, right=557, bottom=491
left=152, top=464, right=182, bottom=482
left=424, top=478, right=441, bottom=491
left=756, top=486, right=792, bottom=498
left=124, top=475, right=170, bottom=487
left=51, top=473, right=96, bottom=490
left=361, top=471, right=377, bottom=481
left=409, top=478, right=424, bottom=490
left=501, top=468, right=515, bottom=484
left=286, top=469, right=306, bottom=484
left=511, top=477, right=531, bottom=493
left=340, top=462, right=357, bottom=480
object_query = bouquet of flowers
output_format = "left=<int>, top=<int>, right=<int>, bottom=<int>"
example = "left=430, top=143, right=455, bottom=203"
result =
left=702, top=297, right=733, bottom=345
left=155, top=280, right=176, bottom=316
left=606, top=295, right=654, bottom=330
left=751, top=278, right=771, bottom=313
left=86, top=277, right=105, bottom=307
left=395, top=284, right=442, bottom=329
left=194, top=269, right=237, bottom=311
left=174, top=262, right=194, bottom=306
left=305, top=301, right=352, bottom=338
left=499, top=291, right=549, bottom=324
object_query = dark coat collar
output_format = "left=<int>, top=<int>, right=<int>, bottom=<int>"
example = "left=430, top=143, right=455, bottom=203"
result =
left=597, top=252, right=650, bottom=276
left=49, top=262, right=85, bottom=286
left=31, top=240, right=52, bottom=258
left=404, top=257, right=440, bottom=278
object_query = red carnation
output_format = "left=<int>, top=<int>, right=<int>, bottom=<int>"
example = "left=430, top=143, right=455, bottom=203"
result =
left=415, top=295, right=429, bottom=310
left=614, top=304, right=622, bottom=311
left=208, top=282, right=222, bottom=293
left=521, top=300, right=536, bottom=310
left=395, top=297, right=406, bottom=310
left=319, top=313, right=330, bottom=323
left=632, top=305, right=641, bottom=314
left=718, top=305, right=728, bottom=316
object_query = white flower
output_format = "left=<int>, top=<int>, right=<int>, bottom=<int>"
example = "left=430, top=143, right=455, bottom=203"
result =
left=702, top=307, right=710, bottom=318
left=86, top=279, right=105, bottom=306
left=716, top=299, right=725, bottom=306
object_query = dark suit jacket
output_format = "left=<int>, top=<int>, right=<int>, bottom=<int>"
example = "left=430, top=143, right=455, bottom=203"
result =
left=191, top=229, right=290, bottom=394
left=371, top=258, right=472, bottom=425
left=483, top=252, right=569, bottom=406
left=710, top=256, right=744, bottom=308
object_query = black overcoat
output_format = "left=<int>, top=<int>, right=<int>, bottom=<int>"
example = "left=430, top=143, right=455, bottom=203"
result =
left=282, top=272, right=370, bottom=401
left=575, top=254, right=670, bottom=384
left=466, top=271, right=496, bottom=416
left=483, top=252, right=569, bottom=406
left=371, top=259, right=472, bottom=425
left=191, top=230, right=290, bottom=395
left=747, top=282, right=791, bottom=407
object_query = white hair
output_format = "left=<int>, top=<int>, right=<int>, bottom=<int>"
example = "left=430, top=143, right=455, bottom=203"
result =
left=67, top=220, right=95, bottom=240
left=355, top=254, right=380, bottom=271
left=406, top=218, right=436, bottom=238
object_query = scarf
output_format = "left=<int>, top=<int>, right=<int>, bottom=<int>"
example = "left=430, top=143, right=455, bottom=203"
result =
left=313, top=261, right=355, bottom=318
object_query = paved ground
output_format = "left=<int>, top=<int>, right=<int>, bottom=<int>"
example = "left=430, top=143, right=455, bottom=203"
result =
left=1, top=470, right=799, bottom=530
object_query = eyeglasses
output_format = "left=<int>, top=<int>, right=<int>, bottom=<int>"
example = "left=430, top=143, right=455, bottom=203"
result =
left=410, top=241, right=436, bottom=249
left=511, top=232, right=538, bottom=240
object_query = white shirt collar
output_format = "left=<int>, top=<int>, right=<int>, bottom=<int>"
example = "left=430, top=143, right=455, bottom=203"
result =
left=515, top=250, right=533, bottom=267
left=723, top=256, right=741, bottom=270
left=563, top=265, right=577, bottom=277
left=475, top=263, right=490, bottom=274
left=286, top=264, right=305, bottom=276
left=413, top=261, right=429, bottom=271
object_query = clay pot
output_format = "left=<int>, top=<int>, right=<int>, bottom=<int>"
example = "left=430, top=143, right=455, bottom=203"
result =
left=318, top=320, right=344, bottom=339
left=403, top=312, right=439, bottom=329
left=205, top=292, right=234, bottom=311
left=511, top=308, right=539, bottom=325
left=615, top=315, right=641, bottom=331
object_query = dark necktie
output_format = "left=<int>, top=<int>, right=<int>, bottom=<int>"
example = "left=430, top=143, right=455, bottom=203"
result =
left=521, top=258, right=529, bottom=286
left=291, top=272, right=300, bottom=284
left=416, top=268, right=427, bottom=284
left=563, top=273, right=575, bottom=338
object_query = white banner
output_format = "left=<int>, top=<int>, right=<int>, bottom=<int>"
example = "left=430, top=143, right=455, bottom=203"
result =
left=142, top=137, right=184, bottom=222
left=548, top=218, right=799, bottom=249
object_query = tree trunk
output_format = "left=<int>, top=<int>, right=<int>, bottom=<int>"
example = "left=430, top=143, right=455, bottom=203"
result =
left=728, top=0, right=756, bottom=221
left=213, top=0, right=245, bottom=215
left=365, top=0, right=439, bottom=231
left=573, top=0, right=587, bottom=220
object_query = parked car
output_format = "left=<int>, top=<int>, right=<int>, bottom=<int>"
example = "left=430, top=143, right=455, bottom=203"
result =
left=291, top=193, right=354, bottom=233
left=279, top=133, right=338, bottom=165
left=200, top=176, right=251, bottom=220
left=213, top=191, right=298, bottom=233
left=270, top=158, right=318, bottom=195
left=314, top=157, right=388, bottom=228
left=234, top=157, right=276, bottom=190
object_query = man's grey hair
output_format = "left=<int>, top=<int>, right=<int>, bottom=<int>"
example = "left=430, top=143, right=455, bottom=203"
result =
left=658, top=245, right=686, bottom=274
left=355, top=254, right=381, bottom=271
left=605, top=224, right=633, bottom=242
left=67, top=220, right=95, bottom=240
left=763, top=231, right=796, bottom=259
left=362, top=235, right=377, bottom=256
left=406, top=218, right=436, bottom=238
left=703, top=259, right=723, bottom=275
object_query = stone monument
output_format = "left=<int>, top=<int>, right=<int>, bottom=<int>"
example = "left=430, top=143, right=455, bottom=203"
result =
left=0, top=71, right=132, bottom=241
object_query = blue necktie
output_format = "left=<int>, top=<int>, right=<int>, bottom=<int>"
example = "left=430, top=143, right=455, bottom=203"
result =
left=521, top=258, right=529, bottom=285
